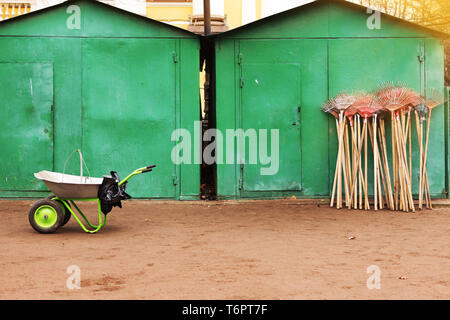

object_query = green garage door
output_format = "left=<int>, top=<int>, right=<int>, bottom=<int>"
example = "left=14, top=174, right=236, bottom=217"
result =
left=0, top=62, right=54, bottom=191
left=329, top=39, right=429, bottom=195
left=240, top=62, right=302, bottom=191
left=81, top=39, right=177, bottom=198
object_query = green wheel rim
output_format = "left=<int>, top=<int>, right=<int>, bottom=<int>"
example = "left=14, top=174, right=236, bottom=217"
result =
left=34, top=205, right=58, bottom=228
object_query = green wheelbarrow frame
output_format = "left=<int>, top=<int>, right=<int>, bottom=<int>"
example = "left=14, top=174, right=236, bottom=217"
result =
left=53, top=197, right=107, bottom=234
left=30, top=166, right=154, bottom=234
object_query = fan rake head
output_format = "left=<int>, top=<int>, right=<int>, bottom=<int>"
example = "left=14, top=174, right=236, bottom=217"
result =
left=350, top=92, right=383, bottom=119
left=322, top=93, right=357, bottom=119
left=333, top=93, right=358, bottom=112
left=425, top=88, right=447, bottom=110
left=321, top=100, right=339, bottom=119
left=404, top=90, right=424, bottom=110
left=376, top=81, right=420, bottom=112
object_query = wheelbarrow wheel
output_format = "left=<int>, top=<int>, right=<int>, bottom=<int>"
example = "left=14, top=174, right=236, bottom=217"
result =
left=47, top=196, right=71, bottom=226
left=29, top=199, right=64, bottom=234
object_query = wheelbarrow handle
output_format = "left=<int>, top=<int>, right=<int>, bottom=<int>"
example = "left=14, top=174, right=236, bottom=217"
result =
left=141, top=164, right=156, bottom=173
left=118, top=165, right=156, bottom=186
left=134, top=165, right=156, bottom=172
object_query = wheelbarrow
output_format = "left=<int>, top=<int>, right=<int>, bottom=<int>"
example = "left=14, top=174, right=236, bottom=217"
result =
left=29, top=152, right=155, bottom=234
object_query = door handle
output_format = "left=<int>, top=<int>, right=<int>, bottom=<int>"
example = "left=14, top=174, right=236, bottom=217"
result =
left=292, top=105, right=301, bottom=126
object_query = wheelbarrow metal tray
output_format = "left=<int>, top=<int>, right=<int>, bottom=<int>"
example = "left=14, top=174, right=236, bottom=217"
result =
left=34, top=170, right=103, bottom=199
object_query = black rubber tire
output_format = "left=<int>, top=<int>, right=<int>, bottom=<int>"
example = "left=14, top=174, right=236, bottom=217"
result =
left=29, top=199, right=64, bottom=234
left=47, top=196, right=71, bottom=226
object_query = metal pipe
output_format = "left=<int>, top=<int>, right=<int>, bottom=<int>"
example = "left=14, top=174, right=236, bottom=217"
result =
left=203, top=0, right=211, bottom=35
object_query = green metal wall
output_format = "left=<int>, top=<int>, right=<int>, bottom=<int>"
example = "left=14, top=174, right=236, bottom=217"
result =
left=214, top=0, right=448, bottom=199
left=446, top=86, right=450, bottom=198
left=0, top=0, right=200, bottom=199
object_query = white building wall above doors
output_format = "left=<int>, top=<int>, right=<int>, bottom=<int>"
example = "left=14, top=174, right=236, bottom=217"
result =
left=193, top=0, right=224, bottom=16
left=261, top=0, right=314, bottom=18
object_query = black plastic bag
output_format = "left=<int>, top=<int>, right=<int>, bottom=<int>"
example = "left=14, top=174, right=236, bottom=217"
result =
left=98, top=171, right=131, bottom=214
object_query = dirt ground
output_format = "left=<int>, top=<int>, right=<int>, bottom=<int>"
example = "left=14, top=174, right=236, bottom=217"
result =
left=0, top=199, right=449, bottom=300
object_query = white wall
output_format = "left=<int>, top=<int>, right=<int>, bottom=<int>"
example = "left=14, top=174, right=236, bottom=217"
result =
left=107, top=0, right=146, bottom=16
left=34, top=0, right=64, bottom=11
left=30, top=0, right=315, bottom=24
left=33, top=0, right=147, bottom=16
left=242, top=0, right=257, bottom=25
left=193, top=0, right=224, bottom=16
left=261, top=0, right=314, bottom=18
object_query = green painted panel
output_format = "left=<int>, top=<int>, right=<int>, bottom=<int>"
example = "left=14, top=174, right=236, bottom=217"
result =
left=425, top=39, right=446, bottom=195
left=446, top=87, right=450, bottom=197
left=296, top=40, right=329, bottom=196
left=0, top=0, right=196, bottom=38
left=81, top=38, right=177, bottom=198
left=0, top=37, right=83, bottom=177
left=0, top=37, right=83, bottom=197
left=329, top=38, right=423, bottom=93
left=179, top=38, right=201, bottom=198
left=0, top=62, right=53, bottom=191
left=216, top=37, right=444, bottom=199
left=215, top=39, right=238, bottom=198
left=0, top=36, right=199, bottom=199
left=214, top=39, right=328, bottom=198
left=328, top=1, right=437, bottom=38
left=241, top=63, right=302, bottom=191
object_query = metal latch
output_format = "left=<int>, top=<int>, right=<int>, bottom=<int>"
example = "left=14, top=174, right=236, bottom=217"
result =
left=239, top=78, right=244, bottom=88
left=172, top=175, right=178, bottom=186
left=237, top=53, right=243, bottom=65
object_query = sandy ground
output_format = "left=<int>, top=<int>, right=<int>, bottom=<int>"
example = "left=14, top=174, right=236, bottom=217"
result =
left=0, top=199, right=449, bottom=300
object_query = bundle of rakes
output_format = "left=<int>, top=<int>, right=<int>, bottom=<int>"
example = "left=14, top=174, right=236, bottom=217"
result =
left=323, top=83, right=446, bottom=212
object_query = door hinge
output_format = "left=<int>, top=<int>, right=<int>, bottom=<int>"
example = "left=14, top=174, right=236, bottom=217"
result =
left=172, top=51, right=178, bottom=63
left=418, top=48, right=425, bottom=63
left=239, top=164, right=244, bottom=189
left=239, top=77, right=244, bottom=88
left=237, top=53, right=243, bottom=65
left=172, top=175, right=178, bottom=186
